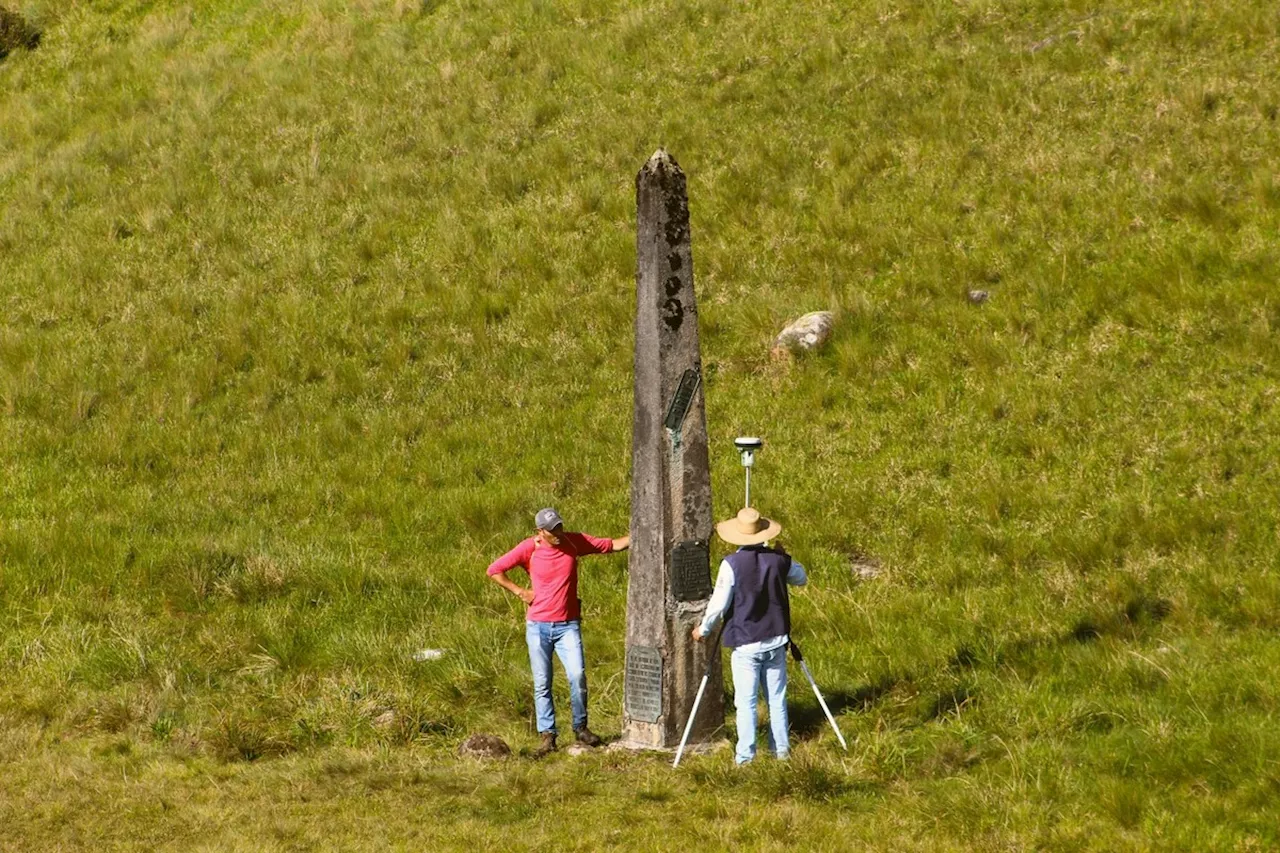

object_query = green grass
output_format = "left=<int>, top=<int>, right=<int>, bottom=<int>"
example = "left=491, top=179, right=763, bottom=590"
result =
left=2, top=0, right=1279, bottom=848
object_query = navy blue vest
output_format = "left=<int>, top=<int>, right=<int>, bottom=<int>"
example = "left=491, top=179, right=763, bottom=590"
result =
left=721, top=545, right=792, bottom=649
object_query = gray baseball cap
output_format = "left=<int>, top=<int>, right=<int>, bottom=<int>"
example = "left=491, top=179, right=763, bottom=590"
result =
left=535, top=508, right=564, bottom=530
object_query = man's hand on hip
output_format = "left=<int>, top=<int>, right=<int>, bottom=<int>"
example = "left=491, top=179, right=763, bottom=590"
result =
left=489, top=571, right=535, bottom=606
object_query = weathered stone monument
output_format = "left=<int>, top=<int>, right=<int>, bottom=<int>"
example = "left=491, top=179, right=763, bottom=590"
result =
left=618, top=150, right=723, bottom=750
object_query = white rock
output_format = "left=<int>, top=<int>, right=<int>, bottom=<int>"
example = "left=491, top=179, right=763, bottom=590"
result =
left=412, top=648, right=447, bottom=661
left=774, top=311, right=835, bottom=354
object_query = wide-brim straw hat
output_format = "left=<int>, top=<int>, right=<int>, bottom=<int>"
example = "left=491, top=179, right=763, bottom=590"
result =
left=715, top=507, right=782, bottom=546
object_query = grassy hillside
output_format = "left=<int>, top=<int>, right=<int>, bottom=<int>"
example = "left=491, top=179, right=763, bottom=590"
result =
left=2, top=0, right=1279, bottom=848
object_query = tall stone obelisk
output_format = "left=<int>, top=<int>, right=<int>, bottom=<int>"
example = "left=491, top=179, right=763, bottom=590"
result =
left=620, top=150, right=723, bottom=749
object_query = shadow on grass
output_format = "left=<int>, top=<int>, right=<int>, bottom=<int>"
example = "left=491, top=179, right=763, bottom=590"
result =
left=0, top=7, right=41, bottom=60
left=1067, top=594, right=1173, bottom=644
left=949, top=591, right=1175, bottom=674
left=923, top=685, right=976, bottom=722
left=784, top=591, right=1173, bottom=739
left=790, top=674, right=898, bottom=740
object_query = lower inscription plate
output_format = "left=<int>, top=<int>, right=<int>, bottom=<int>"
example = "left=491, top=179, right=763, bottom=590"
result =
left=624, top=645, right=663, bottom=723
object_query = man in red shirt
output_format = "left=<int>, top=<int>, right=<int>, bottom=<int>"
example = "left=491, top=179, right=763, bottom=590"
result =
left=488, top=507, right=630, bottom=756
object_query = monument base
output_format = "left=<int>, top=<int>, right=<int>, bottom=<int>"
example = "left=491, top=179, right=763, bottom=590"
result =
left=606, top=736, right=730, bottom=756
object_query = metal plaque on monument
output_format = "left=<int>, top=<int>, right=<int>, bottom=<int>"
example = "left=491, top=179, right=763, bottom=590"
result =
left=619, top=150, right=723, bottom=750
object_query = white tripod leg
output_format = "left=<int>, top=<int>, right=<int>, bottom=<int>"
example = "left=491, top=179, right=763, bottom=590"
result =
left=672, top=673, right=710, bottom=768
left=799, top=660, right=848, bottom=751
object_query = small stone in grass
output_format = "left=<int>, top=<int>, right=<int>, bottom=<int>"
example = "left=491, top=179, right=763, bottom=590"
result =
left=458, top=734, right=512, bottom=759
left=849, top=553, right=882, bottom=581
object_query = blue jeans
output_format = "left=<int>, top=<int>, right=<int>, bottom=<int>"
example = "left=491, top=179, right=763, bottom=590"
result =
left=525, top=620, right=588, bottom=735
left=730, top=644, right=789, bottom=764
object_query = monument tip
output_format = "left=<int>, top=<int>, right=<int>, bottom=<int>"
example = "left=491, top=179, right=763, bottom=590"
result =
left=641, top=148, right=683, bottom=178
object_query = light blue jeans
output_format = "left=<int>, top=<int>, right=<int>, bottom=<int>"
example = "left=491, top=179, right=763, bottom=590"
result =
left=730, top=644, right=790, bottom=764
left=525, top=620, right=588, bottom=735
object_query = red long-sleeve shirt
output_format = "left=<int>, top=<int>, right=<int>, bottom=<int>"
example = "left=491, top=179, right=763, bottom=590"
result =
left=487, top=533, right=614, bottom=621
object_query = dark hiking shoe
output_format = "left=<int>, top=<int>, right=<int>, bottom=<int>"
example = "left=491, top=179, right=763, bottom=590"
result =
left=533, top=732, right=557, bottom=758
left=574, top=728, right=602, bottom=748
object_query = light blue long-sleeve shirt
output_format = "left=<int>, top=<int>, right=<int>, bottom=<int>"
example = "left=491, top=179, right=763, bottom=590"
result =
left=696, top=549, right=807, bottom=653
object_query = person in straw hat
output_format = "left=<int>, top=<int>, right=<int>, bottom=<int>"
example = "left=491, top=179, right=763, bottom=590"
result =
left=691, top=507, right=807, bottom=764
